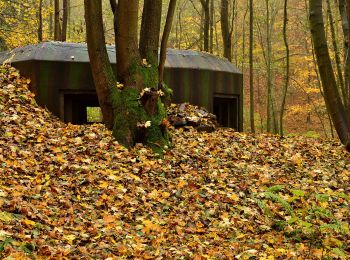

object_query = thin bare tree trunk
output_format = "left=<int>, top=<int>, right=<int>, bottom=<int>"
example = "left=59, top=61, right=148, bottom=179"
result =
left=200, top=0, right=210, bottom=52
left=264, top=0, right=278, bottom=134
left=338, top=0, right=349, bottom=91
left=49, top=0, right=53, bottom=38
left=249, top=0, right=255, bottom=133
left=327, top=0, right=346, bottom=104
left=38, top=0, right=43, bottom=42
left=109, top=0, right=118, bottom=65
left=266, top=0, right=272, bottom=132
left=159, top=0, right=177, bottom=85
left=61, top=0, right=68, bottom=41
left=221, top=0, right=232, bottom=61
left=279, top=0, right=289, bottom=136
left=209, top=0, right=214, bottom=53
left=54, top=0, right=61, bottom=41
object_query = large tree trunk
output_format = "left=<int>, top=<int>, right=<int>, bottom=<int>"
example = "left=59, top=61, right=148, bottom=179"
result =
left=84, top=0, right=116, bottom=130
left=220, top=0, right=232, bottom=61
left=140, top=0, right=162, bottom=63
left=309, top=0, right=350, bottom=146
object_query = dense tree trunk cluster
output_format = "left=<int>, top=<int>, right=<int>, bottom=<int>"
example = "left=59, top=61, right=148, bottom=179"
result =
left=85, top=0, right=176, bottom=153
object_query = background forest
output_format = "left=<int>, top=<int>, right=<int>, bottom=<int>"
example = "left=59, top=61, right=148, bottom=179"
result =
left=0, top=0, right=347, bottom=138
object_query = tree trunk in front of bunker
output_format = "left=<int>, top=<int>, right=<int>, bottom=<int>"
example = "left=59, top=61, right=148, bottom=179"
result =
left=85, top=0, right=169, bottom=154
left=114, top=0, right=169, bottom=153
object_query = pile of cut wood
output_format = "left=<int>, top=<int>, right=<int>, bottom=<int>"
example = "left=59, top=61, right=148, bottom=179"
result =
left=167, top=103, right=218, bottom=132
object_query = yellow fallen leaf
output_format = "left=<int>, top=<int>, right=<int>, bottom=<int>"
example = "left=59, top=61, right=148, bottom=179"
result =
left=162, top=191, right=171, bottom=198
left=63, top=234, right=76, bottom=245
left=99, top=181, right=109, bottom=189
left=229, top=193, right=239, bottom=201
left=177, top=179, right=187, bottom=188
left=142, top=219, right=162, bottom=234
left=23, top=219, right=36, bottom=226
left=0, top=212, right=13, bottom=223
left=148, top=189, right=159, bottom=199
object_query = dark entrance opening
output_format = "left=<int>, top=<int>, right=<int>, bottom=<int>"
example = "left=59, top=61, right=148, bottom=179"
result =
left=213, top=95, right=239, bottom=129
left=62, top=93, right=99, bottom=124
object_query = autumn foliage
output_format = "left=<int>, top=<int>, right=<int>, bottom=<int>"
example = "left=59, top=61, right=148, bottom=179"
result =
left=0, top=65, right=349, bottom=258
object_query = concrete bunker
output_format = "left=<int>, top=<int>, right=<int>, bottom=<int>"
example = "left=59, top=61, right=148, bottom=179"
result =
left=0, top=42, right=243, bottom=131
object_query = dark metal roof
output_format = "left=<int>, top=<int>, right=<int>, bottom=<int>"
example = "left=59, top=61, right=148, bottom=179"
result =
left=0, top=41, right=241, bottom=74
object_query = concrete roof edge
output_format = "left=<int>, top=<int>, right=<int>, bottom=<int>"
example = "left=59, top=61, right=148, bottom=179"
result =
left=0, top=41, right=242, bottom=74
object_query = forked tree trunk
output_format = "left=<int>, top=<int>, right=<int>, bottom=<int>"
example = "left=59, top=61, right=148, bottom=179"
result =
left=85, top=0, right=170, bottom=152
left=309, top=0, right=350, bottom=147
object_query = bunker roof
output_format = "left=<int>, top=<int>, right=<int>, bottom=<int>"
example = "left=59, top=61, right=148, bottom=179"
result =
left=0, top=42, right=241, bottom=74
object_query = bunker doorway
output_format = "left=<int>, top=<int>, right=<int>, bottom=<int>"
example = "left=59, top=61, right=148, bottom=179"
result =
left=62, top=92, right=100, bottom=124
left=213, top=95, right=239, bottom=130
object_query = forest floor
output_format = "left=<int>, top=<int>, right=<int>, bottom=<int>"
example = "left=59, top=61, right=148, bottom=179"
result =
left=0, top=65, right=349, bottom=259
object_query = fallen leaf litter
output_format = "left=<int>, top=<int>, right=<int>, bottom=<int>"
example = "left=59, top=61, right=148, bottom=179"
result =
left=0, top=65, right=349, bottom=259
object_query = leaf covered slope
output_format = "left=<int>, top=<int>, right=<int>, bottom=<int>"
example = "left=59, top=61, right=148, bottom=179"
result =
left=0, top=65, right=349, bottom=259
